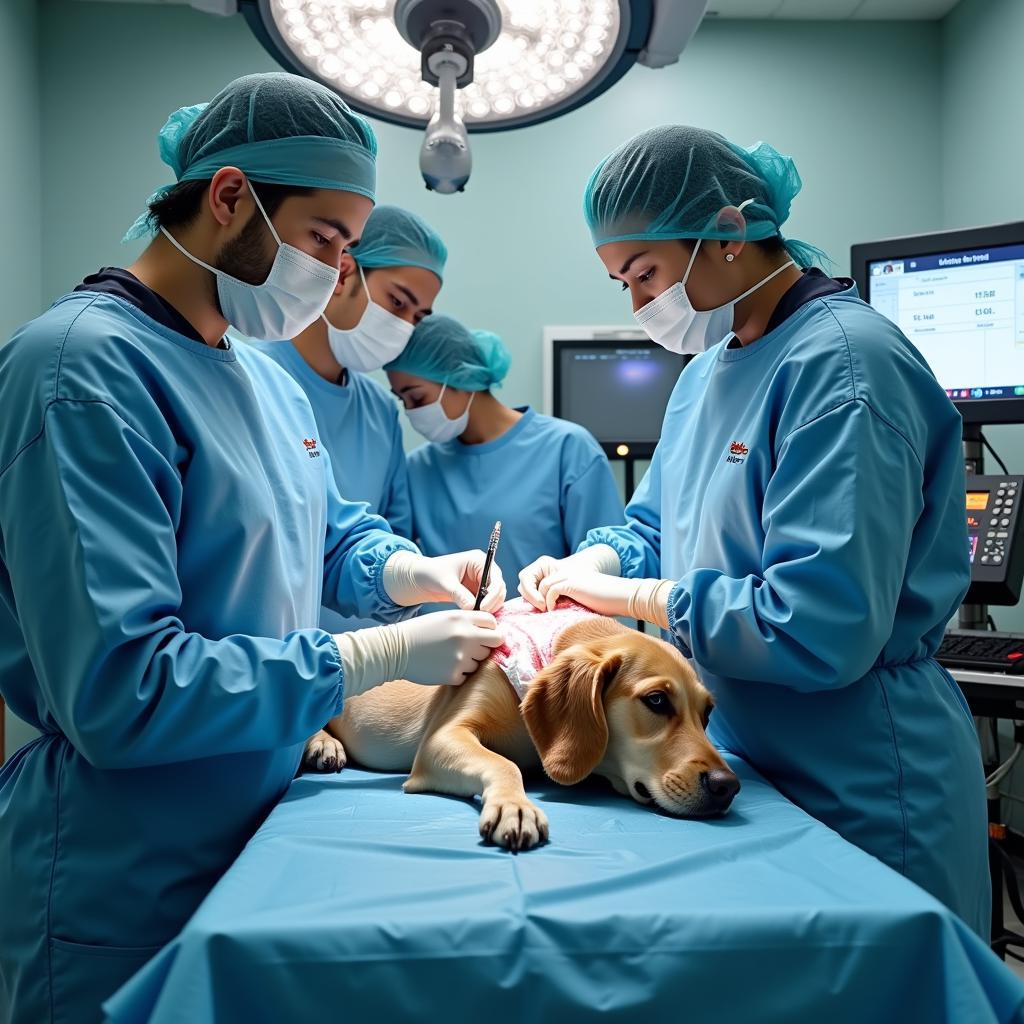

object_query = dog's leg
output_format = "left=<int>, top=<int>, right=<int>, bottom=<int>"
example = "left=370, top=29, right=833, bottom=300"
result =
left=406, top=724, right=549, bottom=851
left=301, top=726, right=348, bottom=774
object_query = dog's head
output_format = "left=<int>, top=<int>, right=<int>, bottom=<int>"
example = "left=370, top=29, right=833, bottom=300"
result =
left=520, top=630, right=739, bottom=817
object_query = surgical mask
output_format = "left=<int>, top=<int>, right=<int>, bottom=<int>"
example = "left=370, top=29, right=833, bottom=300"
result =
left=406, top=384, right=475, bottom=443
left=323, top=264, right=414, bottom=373
left=634, top=199, right=795, bottom=355
left=160, top=183, right=339, bottom=341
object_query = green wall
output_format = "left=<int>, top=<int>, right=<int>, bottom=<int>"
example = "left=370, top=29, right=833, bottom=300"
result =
left=1, top=0, right=41, bottom=761
left=942, top=0, right=1024, bottom=231
left=0, top=0, right=41, bottom=338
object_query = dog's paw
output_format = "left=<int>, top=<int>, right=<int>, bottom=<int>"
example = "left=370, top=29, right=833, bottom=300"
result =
left=479, top=794, right=549, bottom=852
left=302, top=730, right=347, bottom=774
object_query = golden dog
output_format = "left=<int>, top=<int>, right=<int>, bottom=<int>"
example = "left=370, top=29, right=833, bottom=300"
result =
left=303, top=607, right=739, bottom=850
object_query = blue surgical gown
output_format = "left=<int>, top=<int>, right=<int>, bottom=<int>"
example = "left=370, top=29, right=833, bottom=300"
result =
left=0, top=293, right=417, bottom=1023
left=585, top=286, right=990, bottom=937
left=407, top=407, right=624, bottom=592
left=251, top=339, right=412, bottom=632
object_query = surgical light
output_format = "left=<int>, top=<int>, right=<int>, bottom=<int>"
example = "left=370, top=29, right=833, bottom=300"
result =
left=239, top=0, right=706, bottom=191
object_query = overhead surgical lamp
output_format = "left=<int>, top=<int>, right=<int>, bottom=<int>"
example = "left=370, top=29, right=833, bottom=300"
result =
left=214, top=1, right=708, bottom=191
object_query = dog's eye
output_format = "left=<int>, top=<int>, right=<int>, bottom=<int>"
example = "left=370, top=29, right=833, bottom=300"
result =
left=641, top=691, right=673, bottom=716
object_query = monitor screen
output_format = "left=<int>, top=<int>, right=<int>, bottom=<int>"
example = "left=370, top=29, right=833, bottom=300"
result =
left=865, top=241, right=1024, bottom=403
left=555, top=342, right=687, bottom=452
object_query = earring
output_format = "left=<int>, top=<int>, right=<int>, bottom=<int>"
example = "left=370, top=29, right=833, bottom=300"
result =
left=725, top=253, right=735, bottom=263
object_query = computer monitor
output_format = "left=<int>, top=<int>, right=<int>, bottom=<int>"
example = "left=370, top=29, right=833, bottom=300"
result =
left=543, top=327, right=689, bottom=459
left=851, top=221, right=1024, bottom=425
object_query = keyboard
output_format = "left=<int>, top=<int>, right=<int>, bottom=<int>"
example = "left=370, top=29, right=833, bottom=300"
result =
left=937, top=629, right=1024, bottom=674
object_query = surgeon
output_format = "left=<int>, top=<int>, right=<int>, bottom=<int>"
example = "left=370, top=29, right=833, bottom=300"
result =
left=519, top=125, right=989, bottom=937
left=0, top=73, right=506, bottom=1024
left=385, top=314, right=623, bottom=595
left=252, top=204, right=446, bottom=641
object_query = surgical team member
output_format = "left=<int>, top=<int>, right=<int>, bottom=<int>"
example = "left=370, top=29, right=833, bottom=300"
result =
left=520, top=126, right=989, bottom=937
left=0, top=74, right=505, bottom=1024
left=252, top=204, right=447, bottom=637
left=386, top=314, right=624, bottom=594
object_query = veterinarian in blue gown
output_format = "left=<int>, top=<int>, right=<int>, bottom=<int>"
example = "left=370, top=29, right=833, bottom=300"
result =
left=253, top=205, right=449, bottom=632
left=385, top=314, right=624, bottom=592
left=0, top=74, right=504, bottom=1024
left=520, top=125, right=990, bottom=938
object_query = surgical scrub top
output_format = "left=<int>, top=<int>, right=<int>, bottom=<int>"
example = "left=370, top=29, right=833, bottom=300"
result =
left=585, top=284, right=990, bottom=937
left=0, top=289, right=417, bottom=1024
left=251, top=339, right=412, bottom=633
left=407, top=407, right=624, bottom=592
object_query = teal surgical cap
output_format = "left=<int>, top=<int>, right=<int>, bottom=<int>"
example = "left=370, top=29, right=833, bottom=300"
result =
left=125, top=72, right=378, bottom=241
left=350, top=205, right=448, bottom=283
left=385, top=314, right=511, bottom=392
left=583, top=125, right=828, bottom=268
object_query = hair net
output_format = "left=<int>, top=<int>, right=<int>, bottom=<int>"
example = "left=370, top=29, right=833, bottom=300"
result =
left=350, top=205, right=448, bottom=282
left=125, top=72, right=378, bottom=241
left=385, top=314, right=511, bottom=391
left=583, top=125, right=828, bottom=268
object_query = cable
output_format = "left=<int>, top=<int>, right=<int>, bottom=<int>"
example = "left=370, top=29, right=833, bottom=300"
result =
left=987, top=744, right=1022, bottom=787
left=988, top=614, right=998, bottom=632
left=980, top=430, right=1010, bottom=475
left=992, top=718, right=1002, bottom=765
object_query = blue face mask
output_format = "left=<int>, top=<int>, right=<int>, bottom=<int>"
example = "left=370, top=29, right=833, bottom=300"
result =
left=161, top=183, right=340, bottom=341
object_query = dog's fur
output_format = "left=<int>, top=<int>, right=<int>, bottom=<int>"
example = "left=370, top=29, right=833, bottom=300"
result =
left=303, top=614, right=739, bottom=850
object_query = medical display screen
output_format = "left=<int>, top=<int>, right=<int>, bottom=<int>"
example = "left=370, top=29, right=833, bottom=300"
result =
left=558, top=345, right=686, bottom=444
left=967, top=491, right=991, bottom=511
left=866, top=242, right=1024, bottom=401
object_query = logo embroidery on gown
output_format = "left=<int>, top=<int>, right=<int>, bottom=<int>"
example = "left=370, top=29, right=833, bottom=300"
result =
left=303, top=438, right=321, bottom=459
left=726, top=441, right=748, bottom=465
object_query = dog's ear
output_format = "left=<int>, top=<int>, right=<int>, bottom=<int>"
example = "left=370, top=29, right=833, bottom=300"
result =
left=521, top=644, right=622, bottom=785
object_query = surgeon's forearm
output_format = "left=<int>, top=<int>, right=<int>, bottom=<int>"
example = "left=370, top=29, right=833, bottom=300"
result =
left=333, top=625, right=408, bottom=699
left=381, top=550, right=425, bottom=607
left=323, top=533, right=419, bottom=623
left=626, top=578, right=674, bottom=630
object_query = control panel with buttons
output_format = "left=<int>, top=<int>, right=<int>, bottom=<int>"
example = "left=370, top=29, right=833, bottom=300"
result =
left=966, top=473, right=1024, bottom=605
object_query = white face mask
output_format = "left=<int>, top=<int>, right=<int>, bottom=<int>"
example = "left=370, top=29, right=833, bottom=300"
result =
left=633, top=199, right=795, bottom=355
left=323, top=264, right=414, bottom=373
left=406, top=383, right=475, bottom=443
left=160, top=183, right=339, bottom=342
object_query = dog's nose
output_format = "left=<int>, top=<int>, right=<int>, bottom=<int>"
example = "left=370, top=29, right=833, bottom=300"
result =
left=700, top=769, right=740, bottom=811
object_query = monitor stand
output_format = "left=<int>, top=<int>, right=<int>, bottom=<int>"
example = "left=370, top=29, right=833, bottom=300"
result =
left=623, top=457, right=637, bottom=499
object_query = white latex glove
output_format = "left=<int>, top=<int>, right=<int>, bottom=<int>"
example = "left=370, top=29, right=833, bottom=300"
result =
left=518, top=544, right=621, bottom=611
left=383, top=550, right=506, bottom=612
left=535, top=571, right=675, bottom=630
left=334, top=610, right=505, bottom=695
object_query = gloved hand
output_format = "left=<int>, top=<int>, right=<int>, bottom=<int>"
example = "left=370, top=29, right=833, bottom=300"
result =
left=334, top=610, right=505, bottom=696
left=383, top=550, right=506, bottom=613
left=518, top=544, right=621, bottom=611
left=533, top=571, right=676, bottom=629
